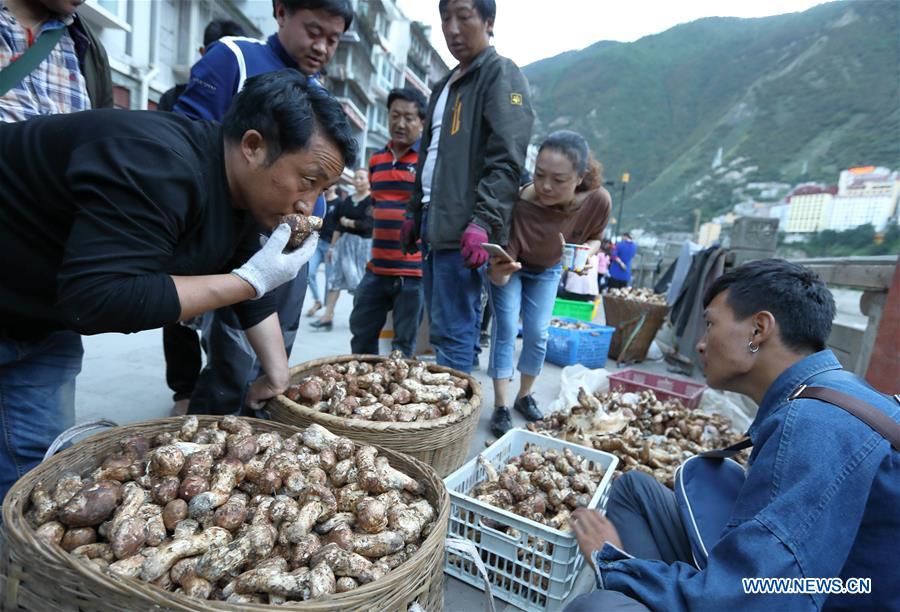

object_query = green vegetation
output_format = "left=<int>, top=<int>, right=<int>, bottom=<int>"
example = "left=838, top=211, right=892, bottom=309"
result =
left=779, top=224, right=900, bottom=257
left=523, top=1, right=900, bottom=230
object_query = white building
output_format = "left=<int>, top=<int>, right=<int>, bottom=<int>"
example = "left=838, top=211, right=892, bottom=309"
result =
left=785, top=192, right=833, bottom=233
left=80, top=0, right=270, bottom=110
left=78, top=0, right=448, bottom=166
left=326, top=0, right=449, bottom=164
left=827, top=166, right=900, bottom=231
left=768, top=203, right=790, bottom=230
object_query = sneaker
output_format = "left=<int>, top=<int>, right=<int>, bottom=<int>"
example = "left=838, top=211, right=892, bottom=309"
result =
left=479, top=332, right=490, bottom=347
left=513, top=394, right=544, bottom=421
left=490, top=406, right=512, bottom=438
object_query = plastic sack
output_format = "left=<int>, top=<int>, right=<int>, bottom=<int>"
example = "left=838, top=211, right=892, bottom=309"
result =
left=546, top=364, right=611, bottom=414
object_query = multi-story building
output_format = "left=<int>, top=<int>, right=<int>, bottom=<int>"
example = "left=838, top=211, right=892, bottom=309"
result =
left=78, top=0, right=448, bottom=169
left=327, top=0, right=449, bottom=165
left=79, top=0, right=269, bottom=111
left=827, top=166, right=900, bottom=231
left=783, top=184, right=837, bottom=233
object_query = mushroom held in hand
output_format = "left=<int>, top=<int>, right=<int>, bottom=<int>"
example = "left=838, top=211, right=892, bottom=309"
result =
left=280, top=214, right=323, bottom=252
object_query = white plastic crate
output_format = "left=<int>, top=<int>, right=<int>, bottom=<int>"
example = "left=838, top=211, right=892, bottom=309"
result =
left=443, top=429, right=619, bottom=610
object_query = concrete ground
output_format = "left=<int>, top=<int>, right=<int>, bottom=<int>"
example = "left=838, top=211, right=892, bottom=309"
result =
left=73, top=270, right=735, bottom=611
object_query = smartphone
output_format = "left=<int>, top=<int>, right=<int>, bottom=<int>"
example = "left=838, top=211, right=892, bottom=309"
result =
left=482, top=243, right=515, bottom=263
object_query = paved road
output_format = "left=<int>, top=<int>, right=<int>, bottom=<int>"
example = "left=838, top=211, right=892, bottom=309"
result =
left=72, top=271, right=752, bottom=611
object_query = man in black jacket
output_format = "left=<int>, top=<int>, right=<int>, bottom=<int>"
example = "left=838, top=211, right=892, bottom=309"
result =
left=0, top=71, right=357, bottom=500
left=402, top=0, right=534, bottom=374
left=156, top=18, right=247, bottom=416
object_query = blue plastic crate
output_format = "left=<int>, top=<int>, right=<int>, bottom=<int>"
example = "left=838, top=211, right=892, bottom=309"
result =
left=545, top=317, right=615, bottom=368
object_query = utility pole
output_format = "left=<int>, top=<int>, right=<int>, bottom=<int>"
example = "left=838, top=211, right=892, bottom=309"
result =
left=615, top=172, right=630, bottom=240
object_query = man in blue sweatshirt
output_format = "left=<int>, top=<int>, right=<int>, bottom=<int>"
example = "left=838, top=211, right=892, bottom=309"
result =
left=173, top=0, right=353, bottom=415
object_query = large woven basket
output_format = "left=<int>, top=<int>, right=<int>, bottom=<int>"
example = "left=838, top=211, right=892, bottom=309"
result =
left=0, top=416, right=449, bottom=612
left=267, top=355, right=483, bottom=477
left=602, top=295, right=669, bottom=363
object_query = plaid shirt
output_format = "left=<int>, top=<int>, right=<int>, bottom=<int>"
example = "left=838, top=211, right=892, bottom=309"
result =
left=0, top=3, right=90, bottom=123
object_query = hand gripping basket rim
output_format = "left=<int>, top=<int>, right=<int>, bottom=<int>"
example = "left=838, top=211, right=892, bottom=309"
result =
left=267, top=354, right=483, bottom=476
left=1, top=416, right=450, bottom=612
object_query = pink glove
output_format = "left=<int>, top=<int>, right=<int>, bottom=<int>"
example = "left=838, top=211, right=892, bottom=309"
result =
left=400, top=217, right=418, bottom=254
left=460, top=223, right=489, bottom=269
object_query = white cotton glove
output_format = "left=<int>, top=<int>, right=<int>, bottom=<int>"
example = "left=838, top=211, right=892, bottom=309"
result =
left=232, top=223, right=319, bottom=299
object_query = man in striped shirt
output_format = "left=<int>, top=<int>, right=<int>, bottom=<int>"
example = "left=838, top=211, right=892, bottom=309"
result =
left=350, top=88, right=427, bottom=357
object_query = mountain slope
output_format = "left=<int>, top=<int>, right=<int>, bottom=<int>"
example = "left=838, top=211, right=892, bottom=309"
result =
left=522, top=1, right=900, bottom=230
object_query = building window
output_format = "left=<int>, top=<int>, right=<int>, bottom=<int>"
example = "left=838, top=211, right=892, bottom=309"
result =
left=375, top=54, right=398, bottom=90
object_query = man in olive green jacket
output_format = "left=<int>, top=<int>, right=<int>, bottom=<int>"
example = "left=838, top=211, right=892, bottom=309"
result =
left=401, top=0, right=534, bottom=374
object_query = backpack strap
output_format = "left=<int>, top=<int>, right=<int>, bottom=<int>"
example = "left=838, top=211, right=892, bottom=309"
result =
left=791, top=385, right=900, bottom=451
left=0, top=26, right=65, bottom=98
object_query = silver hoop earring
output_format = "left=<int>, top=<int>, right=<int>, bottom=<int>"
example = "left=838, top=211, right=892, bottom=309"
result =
left=748, top=341, right=760, bottom=354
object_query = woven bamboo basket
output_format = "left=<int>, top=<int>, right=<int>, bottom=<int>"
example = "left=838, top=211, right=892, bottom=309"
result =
left=267, top=355, right=483, bottom=477
left=0, top=416, right=449, bottom=612
left=602, top=295, right=669, bottom=363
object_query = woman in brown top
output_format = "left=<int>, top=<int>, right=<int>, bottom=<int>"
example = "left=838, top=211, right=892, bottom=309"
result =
left=487, top=130, right=611, bottom=437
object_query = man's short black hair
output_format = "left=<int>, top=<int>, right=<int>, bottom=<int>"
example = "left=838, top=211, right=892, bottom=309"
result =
left=623, top=232, right=632, bottom=239
left=223, top=69, right=357, bottom=168
left=203, top=19, right=246, bottom=48
left=438, top=0, right=496, bottom=23
left=272, top=0, right=353, bottom=31
left=703, top=259, right=835, bottom=354
left=387, top=88, right=427, bottom=119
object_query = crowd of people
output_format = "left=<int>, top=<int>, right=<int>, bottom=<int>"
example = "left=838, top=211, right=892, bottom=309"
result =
left=1, top=0, right=897, bottom=609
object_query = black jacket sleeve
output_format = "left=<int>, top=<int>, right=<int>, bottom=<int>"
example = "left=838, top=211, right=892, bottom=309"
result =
left=57, top=137, right=199, bottom=335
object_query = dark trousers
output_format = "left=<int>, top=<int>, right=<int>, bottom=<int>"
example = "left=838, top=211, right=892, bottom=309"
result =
left=162, top=323, right=201, bottom=401
left=564, top=471, right=692, bottom=611
left=607, top=277, right=629, bottom=290
left=189, top=265, right=307, bottom=415
left=349, top=271, right=424, bottom=358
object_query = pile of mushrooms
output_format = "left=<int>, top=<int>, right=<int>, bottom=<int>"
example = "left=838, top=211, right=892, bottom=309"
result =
left=549, top=318, right=593, bottom=330
left=448, top=443, right=605, bottom=592
left=26, top=417, right=436, bottom=604
left=469, top=444, right=605, bottom=533
left=606, top=287, right=667, bottom=306
left=528, top=389, right=744, bottom=487
left=285, top=352, right=472, bottom=423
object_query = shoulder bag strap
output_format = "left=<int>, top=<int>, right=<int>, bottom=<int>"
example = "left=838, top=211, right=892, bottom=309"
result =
left=0, top=26, right=65, bottom=98
left=699, top=437, right=753, bottom=459
left=793, top=385, right=900, bottom=451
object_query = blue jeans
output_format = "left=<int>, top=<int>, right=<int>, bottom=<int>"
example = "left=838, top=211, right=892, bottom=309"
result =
left=0, top=331, right=83, bottom=501
left=307, top=239, right=331, bottom=304
left=423, top=249, right=484, bottom=373
left=349, top=271, right=424, bottom=358
left=488, top=264, right=561, bottom=380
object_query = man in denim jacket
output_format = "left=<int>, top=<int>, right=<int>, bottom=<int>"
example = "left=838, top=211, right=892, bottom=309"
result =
left=568, top=259, right=900, bottom=611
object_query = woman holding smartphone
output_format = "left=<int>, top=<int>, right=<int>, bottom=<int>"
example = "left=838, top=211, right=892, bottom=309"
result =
left=487, top=131, right=611, bottom=437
